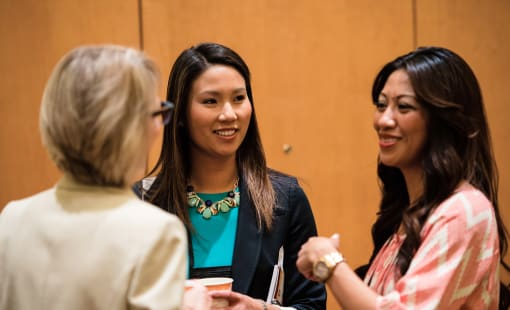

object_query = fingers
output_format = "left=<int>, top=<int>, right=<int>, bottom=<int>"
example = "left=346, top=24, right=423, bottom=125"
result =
left=330, top=233, right=340, bottom=248
left=183, top=282, right=212, bottom=310
left=209, top=290, right=230, bottom=297
left=301, top=235, right=340, bottom=255
left=296, top=245, right=315, bottom=278
left=209, top=290, right=238, bottom=300
left=297, top=234, right=341, bottom=278
left=208, top=291, right=261, bottom=309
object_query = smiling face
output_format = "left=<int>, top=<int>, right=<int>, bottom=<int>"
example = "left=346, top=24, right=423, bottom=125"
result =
left=373, top=69, right=428, bottom=173
left=187, top=64, right=252, bottom=160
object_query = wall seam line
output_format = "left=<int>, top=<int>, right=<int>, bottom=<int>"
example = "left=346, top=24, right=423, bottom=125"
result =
left=138, top=0, right=144, bottom=50
left=412, top=0, right=418, bottom=48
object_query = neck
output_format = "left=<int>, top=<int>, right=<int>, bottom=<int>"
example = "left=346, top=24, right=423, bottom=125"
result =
left=190, top=153, right=238, bottom=193
left=401, top=166, right=424, bottom=205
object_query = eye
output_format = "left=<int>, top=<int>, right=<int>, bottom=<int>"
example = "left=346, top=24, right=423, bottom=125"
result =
left=234, top=94, right=246, bottom=102
left=202, top=98, right=217, bottom=104
left=397, top=103, right=415, bottom=112
left=374, top=101, right=387, bottom=111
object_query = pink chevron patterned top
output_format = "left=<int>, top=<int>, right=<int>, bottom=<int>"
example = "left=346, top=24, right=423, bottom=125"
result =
left=364, top=182, right=500, bottom=309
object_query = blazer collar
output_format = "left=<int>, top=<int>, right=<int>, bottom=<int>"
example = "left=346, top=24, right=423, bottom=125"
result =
left=55, top=174, right=135, bottom=212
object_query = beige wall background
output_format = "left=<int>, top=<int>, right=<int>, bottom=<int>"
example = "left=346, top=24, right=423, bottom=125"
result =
left=1, top=1, right=509, bottom=308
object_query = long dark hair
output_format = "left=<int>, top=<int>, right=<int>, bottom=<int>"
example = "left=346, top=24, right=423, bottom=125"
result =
left=146, top=42, right=275, bottom=230
left=368, top=47, right=509, bottom=306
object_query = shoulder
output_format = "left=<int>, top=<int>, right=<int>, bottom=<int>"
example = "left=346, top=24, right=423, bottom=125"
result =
left=430, top=182, right=493, bottom=222
left=268, top=169, right=309, bottom=203
left=87, top=198, right=188, bottom=255
left=266, top=169, right=312, bottom=213
left=1, top=189, right=55, bottom=220
left=118, top=198, right=185, bottom=233
left=424, top=182, right=496, bottom=241
left=268, top=168, right=300, bottom=190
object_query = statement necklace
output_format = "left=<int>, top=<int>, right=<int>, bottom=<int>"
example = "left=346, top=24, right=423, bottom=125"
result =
left=186, top=178, right=240, bottom=219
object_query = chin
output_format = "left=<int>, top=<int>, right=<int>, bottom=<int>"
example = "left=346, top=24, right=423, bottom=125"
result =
left=215, top=152, right=237, bottom=159
left=379, top=157, right=397, bottom=167
left=381, top=162, right=406, bottom=172
left=214, top=147, right=239, bottom=157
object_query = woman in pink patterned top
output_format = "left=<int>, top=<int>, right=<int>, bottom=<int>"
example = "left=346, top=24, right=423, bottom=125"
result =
left=296, top=47, right=510, bottom=309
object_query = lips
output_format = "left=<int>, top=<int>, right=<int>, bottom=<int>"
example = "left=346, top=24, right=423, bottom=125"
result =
left=378, top=134, right=400, bottom=148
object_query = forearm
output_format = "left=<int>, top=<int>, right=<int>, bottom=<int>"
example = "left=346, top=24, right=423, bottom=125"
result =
left=326, top=262, right=378, bottom=310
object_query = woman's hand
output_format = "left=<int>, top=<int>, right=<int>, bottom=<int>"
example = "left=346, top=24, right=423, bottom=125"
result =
left=182, top=280, right=212, bottom=310
left=296, top=234, right=340, bottom=281
left=209, top=290, right=268, bottom=309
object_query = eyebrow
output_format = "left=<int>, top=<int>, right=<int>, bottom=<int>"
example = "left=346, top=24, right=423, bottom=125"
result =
left=379, top=93, right=417, bottom=100
left=198, top=88, right=247, bottom=96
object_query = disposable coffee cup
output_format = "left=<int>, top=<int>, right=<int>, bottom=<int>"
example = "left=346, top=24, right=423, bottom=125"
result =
left=185, top=277, right=233, bottom=308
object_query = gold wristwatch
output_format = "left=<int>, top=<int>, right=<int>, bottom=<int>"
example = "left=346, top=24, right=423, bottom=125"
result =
left=312, top=251, right=344, bottom=283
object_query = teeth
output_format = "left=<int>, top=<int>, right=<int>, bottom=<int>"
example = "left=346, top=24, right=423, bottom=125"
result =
left=216, top=129, right=236, bottom=136
left=381, top=137, right=397, bottom=143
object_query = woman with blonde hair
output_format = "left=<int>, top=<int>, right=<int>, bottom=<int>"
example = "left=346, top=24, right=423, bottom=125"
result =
left=0, top=45, right=210, bottom=310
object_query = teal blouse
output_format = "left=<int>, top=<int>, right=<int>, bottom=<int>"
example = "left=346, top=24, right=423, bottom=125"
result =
left=188, top=191, right=239, bottom=270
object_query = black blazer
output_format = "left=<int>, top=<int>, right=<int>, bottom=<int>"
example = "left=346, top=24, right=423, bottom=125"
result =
left=134, top=170, right=326, bottom=309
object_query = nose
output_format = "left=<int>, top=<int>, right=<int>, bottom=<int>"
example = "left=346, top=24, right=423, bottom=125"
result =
left=374, top=107, right=396, bottom=130
left=219, top=102, right=237, bottom=121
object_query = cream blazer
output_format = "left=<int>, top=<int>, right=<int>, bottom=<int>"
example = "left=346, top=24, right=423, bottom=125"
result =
left=0, top=175, right=187, bottom=310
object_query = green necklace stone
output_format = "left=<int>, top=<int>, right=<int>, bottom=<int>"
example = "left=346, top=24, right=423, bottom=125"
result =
left=186, top=178, right=240, bottom=219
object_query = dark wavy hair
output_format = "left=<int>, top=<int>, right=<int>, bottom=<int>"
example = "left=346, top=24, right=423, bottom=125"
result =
left=366, top=47, right=509, bottom=307
left=146, top=42, right=275, bottom=230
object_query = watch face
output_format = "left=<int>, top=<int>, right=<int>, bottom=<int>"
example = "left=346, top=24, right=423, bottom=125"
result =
left=313, top=261, right=330, bottom=281
left=313, top=252, right=343, bottom=282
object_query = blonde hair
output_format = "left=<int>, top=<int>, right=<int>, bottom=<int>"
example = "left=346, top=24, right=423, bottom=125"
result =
left=40, top=45, right=160, bottom=187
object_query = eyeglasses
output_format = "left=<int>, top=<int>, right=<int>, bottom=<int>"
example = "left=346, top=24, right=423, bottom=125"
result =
left=151, top=101, right=174, bottom=125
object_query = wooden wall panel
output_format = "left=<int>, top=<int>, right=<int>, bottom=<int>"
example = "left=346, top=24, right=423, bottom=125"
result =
left=416, top=0, right=510, bottom=283
left=0, top=0, right=140, bottom=207
left=142, top=1, right=413, bottom=308
left=3, top=0, right=508, bottom=307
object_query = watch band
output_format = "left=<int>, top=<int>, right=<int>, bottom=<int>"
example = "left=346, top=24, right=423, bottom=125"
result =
left=325, top=252, right=344, bottom=266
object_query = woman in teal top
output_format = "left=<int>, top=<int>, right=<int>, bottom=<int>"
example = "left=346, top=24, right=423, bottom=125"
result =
left=135, top=42, right=326, bottom=309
